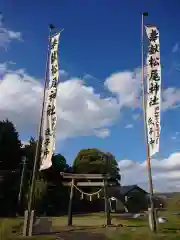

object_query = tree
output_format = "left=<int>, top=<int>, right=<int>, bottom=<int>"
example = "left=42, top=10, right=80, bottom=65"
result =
left=21, top=136, right=71, bottom=215
left=41, top=153, right=69, bottom=181
left=52, top=154, right=69, bottom=171
left=0, top=119, right=22, bottom=216
left=40, top=154, right=71, bottom=215
left=21, top=137, right=42, bottom=172
left=22, top=138, right=70, bottom=183
left=0, top=119, right=22, bottom=170
left=73, top=148, right=121, bottom=184
left=0, top=169, right=20, bottom=216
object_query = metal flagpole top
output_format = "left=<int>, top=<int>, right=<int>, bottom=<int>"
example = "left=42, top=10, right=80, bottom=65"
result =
left=49, top=23, right=64, bottom=32
left=49, top=24, right=55, bottom=30
left=48, top=24, right=64, bottom=39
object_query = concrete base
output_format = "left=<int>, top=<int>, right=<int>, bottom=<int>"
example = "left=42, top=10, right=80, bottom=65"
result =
left=22, top=210, right=35, bottom=236
left=22, top=210, right=28, bottom=236
left=148, top=208, right=158, bottom=232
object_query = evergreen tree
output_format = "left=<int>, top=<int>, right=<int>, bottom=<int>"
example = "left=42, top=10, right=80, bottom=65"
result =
left=0, top=119, right=22, bottom=170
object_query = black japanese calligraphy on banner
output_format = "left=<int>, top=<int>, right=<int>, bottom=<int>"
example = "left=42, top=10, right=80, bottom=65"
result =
left=154, top=106, right=160, bottom=144
left=148, top=56, right=160, bottom=68
left=149, top=69, right=160, bottom=82
left=149, top=95, right=159, bottom=107
left=145, top=25, right=161, bottom=157
left=40, top=32, right=61, bottom=171
left=51, top=64, right=58, bottom=76
left=148, top=82, right=160, bottom=95
left=148, top=117, right=154, bottom=126
left=148, top=44, right=159, bottom=55
left=51, top=38, right=58, bottom=50
left=45, top=128, right=51, bottom=136
left=149, top=29, right=159, bottom=42
left=48, top=89, right=57, bottom=102
left=50, top=77, right=58, bottom=89
left=51, top=51, right=57, bottom=65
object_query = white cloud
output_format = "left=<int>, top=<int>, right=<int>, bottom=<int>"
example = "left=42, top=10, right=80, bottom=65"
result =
left=125, top=124, right=133, bottom=129
left=94, top=129, right=110, bottom=138
left=83, top=73, right=99, bottom=81
left=0, top=15, right=22, bottom=49
left=21, top=140, right=30, bottom=148
left=59, top=70, right=69, bottom=79
left=0, top=65, right=120, bottom=140
left=0, top=62, right=7, bottom=73
left=172, top=43, right=179, bottom=53
left=171, top=132, right=179, bottom=141
left=119, top=152, right=180, bottom=192
left=162, top=87, right=180, bottom=110
left=1, top=63, right=180, bottom=143
left=132, top=114, right=140, bottom=121
left=105, top=68, right=141, bottom=108
left=105, top=68, right=180, bottom=112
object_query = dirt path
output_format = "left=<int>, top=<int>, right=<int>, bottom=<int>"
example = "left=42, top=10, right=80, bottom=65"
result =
left=55, top=231, right=110, bottom=240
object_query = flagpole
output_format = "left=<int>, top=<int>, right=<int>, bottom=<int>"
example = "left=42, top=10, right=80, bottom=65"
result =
left=25, top=25, right=53, bottom=236
left=141, top=12, right=157, bottom=232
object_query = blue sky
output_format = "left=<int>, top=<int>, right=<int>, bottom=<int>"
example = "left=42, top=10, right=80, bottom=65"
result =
left=1, top=0, right=180, bottom=191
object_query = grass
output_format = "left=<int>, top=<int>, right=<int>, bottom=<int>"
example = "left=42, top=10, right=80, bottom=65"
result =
left=158, top=210, right=180, bottom=231
left=0, top=218, right=23, bottom=240
left=0, top=211, right=180, bottom=239
left=109, top=229, right=180, bottom=240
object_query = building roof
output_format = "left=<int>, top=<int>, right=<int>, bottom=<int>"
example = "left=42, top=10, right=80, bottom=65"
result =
left=120, top=185, right=142, bottom=195
left=107, top=185, right=147, bottom=200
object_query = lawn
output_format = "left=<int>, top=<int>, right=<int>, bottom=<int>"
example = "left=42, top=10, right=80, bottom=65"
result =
left=0, top=211, right=180, bottom=239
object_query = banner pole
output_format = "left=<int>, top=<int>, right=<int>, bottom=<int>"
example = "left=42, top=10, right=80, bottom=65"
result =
left=25, top=25, right=53, bottom=236
left=141, top=13, right=157, bottom=232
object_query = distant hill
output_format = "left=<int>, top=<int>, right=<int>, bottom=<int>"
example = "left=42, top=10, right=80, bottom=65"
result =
left=154, top=192, right=180, bottom=199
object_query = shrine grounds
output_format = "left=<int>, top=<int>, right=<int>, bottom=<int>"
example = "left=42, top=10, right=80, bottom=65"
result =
left=1, top=211, right=180, bottom=240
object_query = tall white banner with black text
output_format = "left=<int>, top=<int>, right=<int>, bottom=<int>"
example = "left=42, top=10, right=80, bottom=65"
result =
left=40, top=32, right=60, bottom=170
left=145, top=26, right=161, bottom=157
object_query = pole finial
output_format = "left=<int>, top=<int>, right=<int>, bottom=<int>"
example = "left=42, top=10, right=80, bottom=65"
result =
left=49, top=24, right=55, bottom=30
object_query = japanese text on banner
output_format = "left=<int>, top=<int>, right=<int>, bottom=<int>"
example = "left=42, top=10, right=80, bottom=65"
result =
left=40, top=32, right=60, bottom=171
left=145, top=26, right=161, bottom=157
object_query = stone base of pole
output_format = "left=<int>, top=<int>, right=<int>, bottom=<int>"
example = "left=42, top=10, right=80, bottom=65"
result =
left=22, top=210, right=35, bottom=236
left=28, top=210, right=35, bottom=236
left=148, top=208, right=158, bottom=232
left=22, top=210, right=28, bottom=236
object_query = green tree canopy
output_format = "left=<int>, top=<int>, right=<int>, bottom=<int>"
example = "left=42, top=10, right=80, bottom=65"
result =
left=21, top=137, right=37, bottom=171
left=73, top=148, right=121, bottom=183
left=0, top=119, right=22, bottom=170
left=52, top=154, right=69, bottom=171
left=42, top=153, right=70, bottom=182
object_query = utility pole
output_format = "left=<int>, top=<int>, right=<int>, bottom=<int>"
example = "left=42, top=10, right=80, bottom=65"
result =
left=18, top=156, right=27, bottom=212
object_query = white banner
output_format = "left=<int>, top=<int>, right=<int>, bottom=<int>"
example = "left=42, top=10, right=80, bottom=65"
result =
left=40, top=32, right=60, bottom=171
left=145, top=26, right=161, bottom=157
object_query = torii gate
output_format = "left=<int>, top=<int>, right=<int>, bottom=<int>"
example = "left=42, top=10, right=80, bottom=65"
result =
left=61, top=173, right=117, bottom=226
